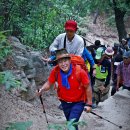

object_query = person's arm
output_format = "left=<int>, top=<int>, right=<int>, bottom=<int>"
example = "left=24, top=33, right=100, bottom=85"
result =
left=116, top=63, right=121, bottom=90
left=37, top=80, right=54, bottom=96
left=80, top=69, right=92, bottom=112
left=49, top=34, right=61, bottom=52
left=104, top=61, right=111, bottom=87
left=84, top=84, right=92, bottom=113
left=82, top=48, right=95, bottom=68
left=36, top=67, right=57, bottom=96
left=116, top=75, right=121, bottom=91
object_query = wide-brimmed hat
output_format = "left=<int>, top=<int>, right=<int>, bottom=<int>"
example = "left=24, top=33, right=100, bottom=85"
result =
left=55, top=49, right=71, bottom=62
left=64, top=20, right=78, bottom=31
left=105, top=47, right=114, bottom=56
left=95, top=47, right=104, bottom=60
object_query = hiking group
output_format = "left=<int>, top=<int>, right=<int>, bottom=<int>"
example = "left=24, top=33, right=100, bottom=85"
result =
left=36, top=20, right=130, bottom=130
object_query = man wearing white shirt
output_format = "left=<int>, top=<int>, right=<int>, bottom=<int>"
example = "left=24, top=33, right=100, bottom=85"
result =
left=49, top=20, right=84, bottom=56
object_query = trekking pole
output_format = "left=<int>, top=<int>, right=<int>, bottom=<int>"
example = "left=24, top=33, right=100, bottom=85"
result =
left=38, top=89, right=49, bottom=127
left=80, top=36, right=94, bottom=45
left=90, top=111, right=122, bottom=129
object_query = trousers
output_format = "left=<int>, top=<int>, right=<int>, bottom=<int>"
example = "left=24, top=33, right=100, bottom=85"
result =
left=60, top=100, right=85, bottom=130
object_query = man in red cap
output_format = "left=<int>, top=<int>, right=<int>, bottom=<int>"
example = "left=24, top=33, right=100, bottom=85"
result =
left=49, top=20, right=84, bottom=56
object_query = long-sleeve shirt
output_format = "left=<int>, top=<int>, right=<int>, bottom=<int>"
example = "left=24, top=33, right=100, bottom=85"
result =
left=49, top=33, right=95, bottom=67
left=116, top=62, right=130, bottom=87
left=49, top=33, right=84, bottom=56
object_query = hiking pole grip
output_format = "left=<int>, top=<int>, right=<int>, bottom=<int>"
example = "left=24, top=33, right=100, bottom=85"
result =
left=38, top=89, right=46, bottom=113
left=37, top=89, right=49, bottom=124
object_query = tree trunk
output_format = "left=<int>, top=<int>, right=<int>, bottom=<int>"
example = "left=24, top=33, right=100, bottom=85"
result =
left=93, top=9, right=99, bottom=24
left=112, top=0, right=127, bottom=42
left=2, top=0, right=10, bottom=30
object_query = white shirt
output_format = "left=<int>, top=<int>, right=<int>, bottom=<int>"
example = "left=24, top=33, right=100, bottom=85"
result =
left=49, top=33, right=84, bottom=56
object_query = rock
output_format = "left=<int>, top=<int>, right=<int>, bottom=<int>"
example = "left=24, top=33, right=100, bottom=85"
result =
left=9, top=36, right=27, bottom=53
left=5, top=36, right=50, bottom=89
left=12, top=70, right=30, bottom=89
left=24, top=68, right=36, bottom=79
left=21, top=77, right=30, bottom=88
left=8, top=36, right=20, bottom=43
left=14, top=56, right=28, bottom=67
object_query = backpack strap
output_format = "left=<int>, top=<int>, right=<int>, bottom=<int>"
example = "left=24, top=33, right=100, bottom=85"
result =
left=53, top=65, right=60, bottom=90
left=75, top=65, right=82, bottom=83
left=64, top=35, right=66, bottom=48
left=82, top=37, right=86, bottom=47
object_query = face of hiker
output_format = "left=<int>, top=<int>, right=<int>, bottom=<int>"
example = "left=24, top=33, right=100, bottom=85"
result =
left=66, top=30, right=75, bottom=40
left=123, top=58, right=129, bottom=65
left=57, top=58, right=71, bottom=73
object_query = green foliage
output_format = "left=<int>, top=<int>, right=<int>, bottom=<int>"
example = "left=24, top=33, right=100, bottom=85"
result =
left=0, top=0, right=90, bottom=50
left=48, top=118, right=87, bottom=130
left=1, top=0, right=130, bottom=49
left=0, top=32, right=12, bottom=61
left=5, top=121, right=33, bottom=130
left=0, top=71, right=27, bottom=91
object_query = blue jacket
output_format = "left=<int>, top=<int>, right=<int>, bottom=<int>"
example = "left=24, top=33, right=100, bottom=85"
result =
left=82, top=48, right=95, bottom=68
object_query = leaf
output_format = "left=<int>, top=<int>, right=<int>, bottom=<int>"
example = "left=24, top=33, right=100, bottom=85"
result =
left=0, top=71, right=26, bottom=91
left=48, top=124, right=64, bottom=130
left=68, top=125, right=76, bottom=130
left=6, top=121, right=33, bottom=130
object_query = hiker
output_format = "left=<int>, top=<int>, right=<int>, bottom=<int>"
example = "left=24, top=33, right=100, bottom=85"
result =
left=93, top=47, right=114, bottom=105
left=36, top=49, right=92, bottom=130
left=116, top=51, right=130, bottom=91
left=94, top=40, right=101, bottom=50
left=111, top=44, right=123, bottom=96
left=120, top=38, right=129, bottom=52
left=43, top=20, right=96, bottom=72
left=49, top=20, right=84, bottom=56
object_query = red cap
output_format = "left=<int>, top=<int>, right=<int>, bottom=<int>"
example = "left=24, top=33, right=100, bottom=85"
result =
left=64, top=20, right=78, bottom=31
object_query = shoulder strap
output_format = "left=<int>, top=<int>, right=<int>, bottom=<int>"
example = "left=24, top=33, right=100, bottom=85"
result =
left=75, top=65, right=81, bottom=83
left=54, top=65, right=60, bottom=81
left=64, top=35, right=66, bottom=48
left=82, top=37, right=86, bottom=47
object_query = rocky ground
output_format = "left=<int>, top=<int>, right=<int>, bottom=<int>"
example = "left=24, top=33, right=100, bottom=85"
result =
left=1, top=85, right=130, bottom=130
